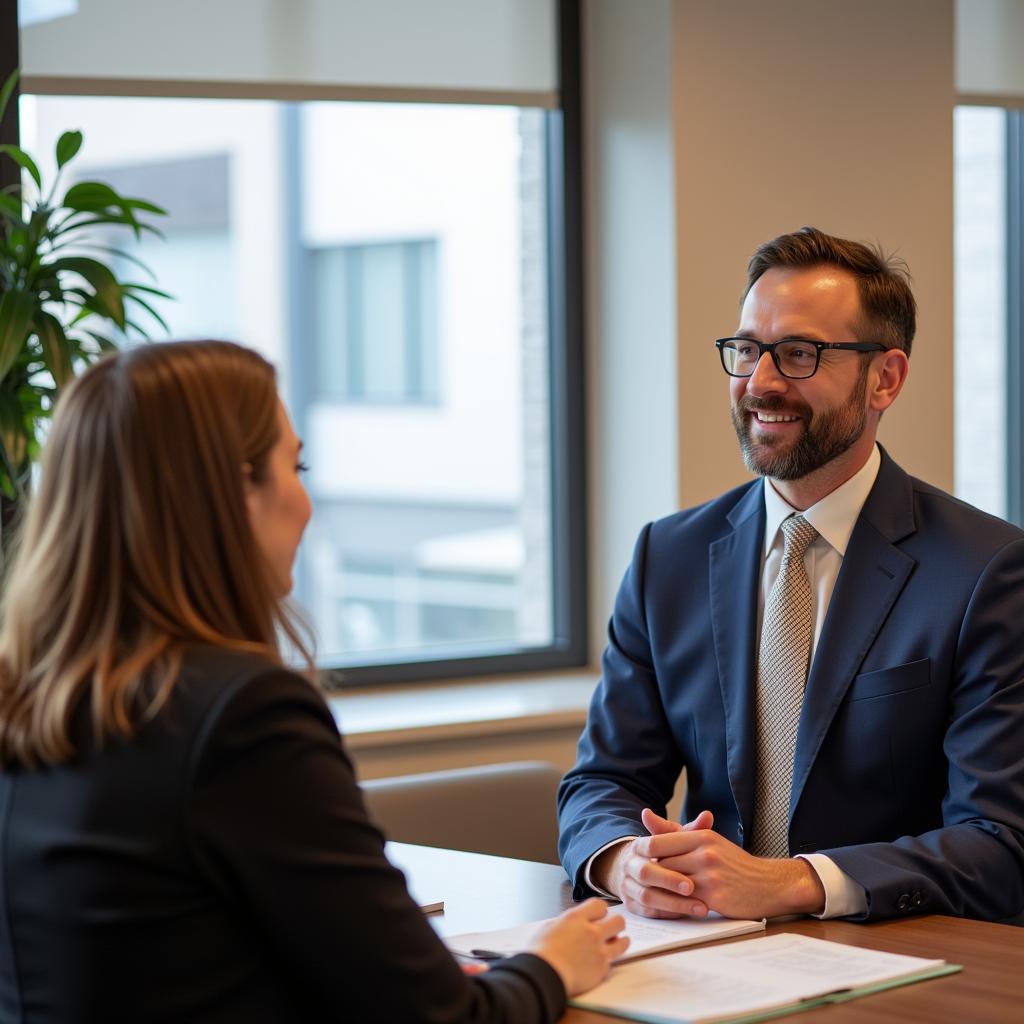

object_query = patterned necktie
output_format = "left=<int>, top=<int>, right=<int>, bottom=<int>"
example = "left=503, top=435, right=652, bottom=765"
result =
left=751, top=513, right=818, bottom=858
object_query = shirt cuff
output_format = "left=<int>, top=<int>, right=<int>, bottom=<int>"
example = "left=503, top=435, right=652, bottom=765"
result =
left=583, top=836, right=638, bottom=898
left=796, top=853, right=868, bottom=918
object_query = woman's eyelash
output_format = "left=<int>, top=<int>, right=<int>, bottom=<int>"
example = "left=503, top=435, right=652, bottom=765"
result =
left=297, top=461, right=310, bottom=474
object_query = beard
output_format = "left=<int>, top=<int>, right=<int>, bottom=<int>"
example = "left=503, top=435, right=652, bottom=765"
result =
left=730, top=365, right=869, bottom=481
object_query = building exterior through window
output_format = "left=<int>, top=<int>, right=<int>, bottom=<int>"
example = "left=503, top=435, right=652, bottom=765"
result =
left=20, top=95, right=556, bottom=672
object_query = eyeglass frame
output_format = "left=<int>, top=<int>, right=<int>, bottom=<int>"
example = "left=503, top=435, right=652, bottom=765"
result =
left=714, top=337, right=889, bottom=380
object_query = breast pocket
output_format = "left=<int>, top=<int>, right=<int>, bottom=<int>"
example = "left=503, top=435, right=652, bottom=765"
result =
left=834, top=657, right=943, bottom=813
left=844, top=657, right=931, bottom=703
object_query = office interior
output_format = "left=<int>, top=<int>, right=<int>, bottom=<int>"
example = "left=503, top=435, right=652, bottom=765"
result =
left=4, top=0, right=1017, bottom=793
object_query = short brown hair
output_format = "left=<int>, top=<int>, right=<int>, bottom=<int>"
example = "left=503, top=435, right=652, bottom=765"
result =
left=744, top=226, right=917, bottom=356
left=0, top=341, right=314, bottom=767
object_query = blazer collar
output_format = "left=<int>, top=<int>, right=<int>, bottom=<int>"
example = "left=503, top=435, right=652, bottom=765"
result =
left=852, top=444, right=917, bottom=544
left=711, top=479, right=765, bottom=833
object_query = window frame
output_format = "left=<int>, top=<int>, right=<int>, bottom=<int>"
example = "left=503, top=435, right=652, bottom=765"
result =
left=8, top=1, right=589, bottom=687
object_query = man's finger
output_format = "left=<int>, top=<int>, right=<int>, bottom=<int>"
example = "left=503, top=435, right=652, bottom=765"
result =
left=621, top=875, right=710, bottom=917
left=633, top=829, right=706, bottom=860
left=641, top=807, right=684, bottom=835
left=626, top=852, right=695, bottom=895
left=685, top=809, right=715, bottom=831
left=641, top=807, right=715, bottom=838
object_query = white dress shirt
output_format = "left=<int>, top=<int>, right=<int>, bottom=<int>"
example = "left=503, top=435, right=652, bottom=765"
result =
left=584, top=445, right=881, bottom=918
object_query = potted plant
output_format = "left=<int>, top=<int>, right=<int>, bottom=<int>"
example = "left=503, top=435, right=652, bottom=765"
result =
left=0, top=70, right=170, bottom=556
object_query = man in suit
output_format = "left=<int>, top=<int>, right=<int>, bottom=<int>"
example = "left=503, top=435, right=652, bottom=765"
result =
left=558, top=227, right=1024, bottom=923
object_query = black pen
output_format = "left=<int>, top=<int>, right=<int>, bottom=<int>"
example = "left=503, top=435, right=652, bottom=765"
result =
left=468, top=948, right=506, bottom=961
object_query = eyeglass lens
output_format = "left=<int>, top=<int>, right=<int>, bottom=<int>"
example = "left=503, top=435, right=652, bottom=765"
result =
left=721, top=340, right=818, bottom=379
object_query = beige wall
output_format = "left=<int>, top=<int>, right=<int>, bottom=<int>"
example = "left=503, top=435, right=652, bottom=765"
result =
left=674, top=0, right=955, bottom=506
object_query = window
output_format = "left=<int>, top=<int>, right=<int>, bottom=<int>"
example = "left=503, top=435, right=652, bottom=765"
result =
left=953, top=1, right=1024, bottom=528
left=953, top=105, right=1007, bottom=519
left=12, top=1, right=586, bottom=685
left=310, top=239, right=439, bottom=404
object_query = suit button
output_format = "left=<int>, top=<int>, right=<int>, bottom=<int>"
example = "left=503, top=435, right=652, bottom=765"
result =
left=897, top=894, right=911, bottom=912
left=912, top=891, right=924, bottom=908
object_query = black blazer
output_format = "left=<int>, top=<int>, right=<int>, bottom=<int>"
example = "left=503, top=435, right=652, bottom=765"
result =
left=0, top=647, right=564, bottom=1023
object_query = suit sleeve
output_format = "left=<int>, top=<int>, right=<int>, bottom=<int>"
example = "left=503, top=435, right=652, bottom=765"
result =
left=557, top=524, right=685, bottom=899
left=823, top=538, right=1024, bottom=923
left=185, top=670, right=566, bottom=1024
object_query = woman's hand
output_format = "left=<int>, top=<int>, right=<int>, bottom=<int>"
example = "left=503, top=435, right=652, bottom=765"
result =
left=528, top=898, right=629, bottom=996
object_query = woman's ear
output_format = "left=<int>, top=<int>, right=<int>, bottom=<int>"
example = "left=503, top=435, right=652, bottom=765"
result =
left=241, top=461, right=258, bottom=507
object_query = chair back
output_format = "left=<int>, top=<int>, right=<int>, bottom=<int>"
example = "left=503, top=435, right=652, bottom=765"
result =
left=361, top=760, right=563, bottom=864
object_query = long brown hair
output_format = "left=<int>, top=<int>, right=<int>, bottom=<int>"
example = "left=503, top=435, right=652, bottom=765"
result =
left=0, top=340, right=314, bottom=767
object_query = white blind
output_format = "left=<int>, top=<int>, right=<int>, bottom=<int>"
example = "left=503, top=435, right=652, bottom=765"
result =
left=19, top=0, right=559, bottom=106
left=957, top=0, right=1024, bottom=102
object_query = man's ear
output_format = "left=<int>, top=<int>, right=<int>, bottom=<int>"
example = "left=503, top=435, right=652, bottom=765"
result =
left=869, top=349, right=910, bottom=413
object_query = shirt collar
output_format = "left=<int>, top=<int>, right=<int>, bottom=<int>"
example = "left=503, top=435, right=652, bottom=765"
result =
left=762, top=444, right=882, bottom=557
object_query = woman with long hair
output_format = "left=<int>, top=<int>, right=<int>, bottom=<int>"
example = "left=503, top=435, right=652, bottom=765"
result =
left=0, top=340, right=626, bottom=1022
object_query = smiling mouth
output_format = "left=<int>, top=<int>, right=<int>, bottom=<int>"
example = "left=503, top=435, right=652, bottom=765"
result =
left=753, top=411, right=800, bottom=424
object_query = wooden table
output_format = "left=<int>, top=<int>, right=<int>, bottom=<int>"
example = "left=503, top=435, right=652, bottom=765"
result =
left=388, top=842, right=1024, bottom=1023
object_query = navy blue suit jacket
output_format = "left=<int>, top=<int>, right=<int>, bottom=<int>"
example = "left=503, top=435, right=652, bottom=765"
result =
left=558, top=450, right=1024, bottom=923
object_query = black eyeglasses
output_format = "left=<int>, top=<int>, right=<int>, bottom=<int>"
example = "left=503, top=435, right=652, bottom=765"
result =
left=715, top=337, right=887, bottom=380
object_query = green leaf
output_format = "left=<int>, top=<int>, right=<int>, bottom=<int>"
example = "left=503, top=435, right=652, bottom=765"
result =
left=65, top=292, right=125, bottom=331
left=0, top=432, right=19, bottom=499
left=83, top=330, right=118, bottom=353
left=122, top=197, right=167, bottom=216
left=68, top=243, right=157, bottom=279
left=62, top=180, right=122, bottom=211
left=0, top=291, right=36, bottom=384
left=48, top=256, right=126, bottom=329
left=60, top=183, right=164, bottom=225
left=0, top=70, right=18, bottom=126
left=55, top=130, right=84, bottom=170
left=0, top=144, right=42, bottom=190
left=125, top=291, right=170, bottom=333
left=34, top=312, right=75, bottom=389
left=0, top=389, right=32, bottom=497
left=123, top=317, right=149, bottom=337
left=54, top=212, right=139, bottom=243
left=53, top=211, right=164, bottom=241
left=0, top=193, right=21, bottom=222
left=121, top=281, right=173, bottom=299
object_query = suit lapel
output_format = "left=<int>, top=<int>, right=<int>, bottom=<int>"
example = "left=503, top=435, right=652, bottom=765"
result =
left=709, top=482, right=764, bottom=835
left=789, top=451, right=918, bottom=816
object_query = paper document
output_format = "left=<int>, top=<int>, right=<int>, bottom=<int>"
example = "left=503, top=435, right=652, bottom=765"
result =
left=446, top=910, right=765, bottom=963
left=570, top=932, right=960, bottom=1024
